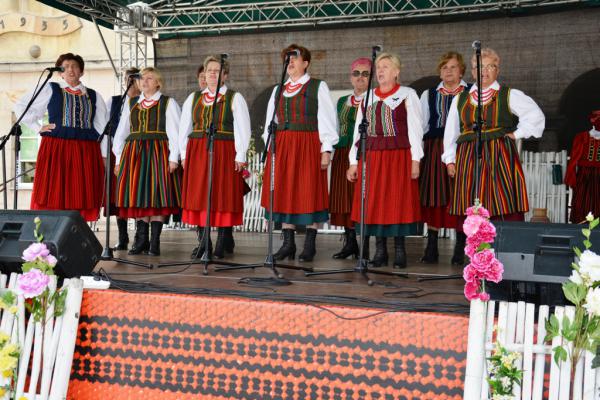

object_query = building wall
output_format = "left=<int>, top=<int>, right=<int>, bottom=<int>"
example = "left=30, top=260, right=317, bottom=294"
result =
left=155, top=7, right=600, bottom=152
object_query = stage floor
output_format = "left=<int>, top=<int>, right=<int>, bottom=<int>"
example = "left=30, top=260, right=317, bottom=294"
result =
left=94, top=228, right=468, bottom=313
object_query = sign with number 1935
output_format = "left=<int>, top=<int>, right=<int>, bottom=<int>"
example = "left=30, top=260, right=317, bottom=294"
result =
left=0, top=13, right=81, bottom=36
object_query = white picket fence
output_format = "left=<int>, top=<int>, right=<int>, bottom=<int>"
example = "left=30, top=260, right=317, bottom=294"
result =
left=464, top=300, right=600, bottom=400
left=0, top=274, right=84, bottom=400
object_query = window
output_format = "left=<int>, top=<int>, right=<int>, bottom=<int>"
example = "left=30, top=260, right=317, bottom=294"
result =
left=18, top=114, right=46, bottom=188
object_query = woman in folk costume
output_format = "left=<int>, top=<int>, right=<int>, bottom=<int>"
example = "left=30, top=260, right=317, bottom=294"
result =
left=261, top=44, right=338, bottom=262
left=105, top=67, right=141, bottom=251
left=419, top=52, right=469, bottom=265
left=179, top=56, right=251, bottom=259
left=443, top=48, right=545, bottom=231
left=330, top=57, right=371, bottom=260
left=113, top=67, right=181, bottom=256
left=347, top=52, right=424, bottom=269
left=14, top=53, right=108, bottom=221
left=565, top=110, right=600, bottom=223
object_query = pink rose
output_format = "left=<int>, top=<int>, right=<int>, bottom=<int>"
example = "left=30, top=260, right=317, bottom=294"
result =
left=16, top=268, right=50, bottom=299
left=466, top=205, right=490, bottom=219
left=242, top=169, right=251, bottom=180
left=478, top=292, right=491, bottom=301
left=22, top=242, right=50, bottom=262
left=465, top=242, right=479, bottom=258
left=484, top=259, right=504, bottom=283
left=46, top=254, right=57, bottom=267
left=463, top=265, right=480, bottom=282
left=470, top=249, right=496, bottom=273
left=463, top=215, right=486, bottom=237
left=464, top=279, right=481, bottom=301
left=477, top=220, right=496, bottom=243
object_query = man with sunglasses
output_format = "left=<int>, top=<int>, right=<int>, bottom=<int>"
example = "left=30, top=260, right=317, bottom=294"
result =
left=330, top=58, right=372, bottom=260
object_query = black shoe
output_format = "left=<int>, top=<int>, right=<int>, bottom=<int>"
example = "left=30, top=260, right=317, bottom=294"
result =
left=451, top=231, right=467, bottom=265
left=370, top=236, right=388, bottom=267
left=274, top=229, right=296, bottom=261
left=191, top=227, right=212, bottom=259
left=128, top=220, right=149, bottom=255
left=213, top=227, right=234, bottom=259
left=112, top=218, right=129, bottom=250
left=333, top=228, right=359, bottom=259
left=420, top=229, right=439, bottom=264
left=148, top=221, right=163, bottom=256
left=224, top=227, right=235, bottom=254
left=299, top=228, right=317, bottom=262
left=394, top=236, right=407, bottom=269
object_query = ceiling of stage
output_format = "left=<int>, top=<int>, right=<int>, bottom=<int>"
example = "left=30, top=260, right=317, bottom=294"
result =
left=37, top=0, right=592, bottom=38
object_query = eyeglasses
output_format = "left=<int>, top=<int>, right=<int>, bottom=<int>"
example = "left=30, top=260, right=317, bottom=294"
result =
left=352, top=70, right=370, bottom=78
left=472, top=64, right=498, bottom=71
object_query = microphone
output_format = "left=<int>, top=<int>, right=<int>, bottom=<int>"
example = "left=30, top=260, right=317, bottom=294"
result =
left=372, top=45, right=383, bottom=53
left=285, top=49, right=300, bottom=58
left=220, top=53, right=229, bottom=60
left=472, top=40, right=481, bottom=51
left=46, top=66, right=65, bottom=73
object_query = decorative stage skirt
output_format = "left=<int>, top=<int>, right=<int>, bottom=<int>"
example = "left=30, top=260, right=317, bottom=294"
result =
left=31, top=136, right=104, bottom=222
left=116, top=137, right=181, bottom=218
left=351, top=148, right=420, bottom=237
left=261, top=130, right=329, bottom=225
left=181, top=137, right=244, bottom=227
left=329, top=145, right=355, bottom=227
left=419, top=137, right=458, bottom=228
left=450, top=136, right=529, bottom=217
left=570, top=165, right=600, bottom=224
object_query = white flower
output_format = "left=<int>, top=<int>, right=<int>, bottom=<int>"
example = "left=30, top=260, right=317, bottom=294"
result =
left=569, top=269, right=584, bottom=285
left=578, top=250, right=600, bottom=283
left=583, top=287, right=600, bottom=317
left=586, top=212, right=595, bottom=222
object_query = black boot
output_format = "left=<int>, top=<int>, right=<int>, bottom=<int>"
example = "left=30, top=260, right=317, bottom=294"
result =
left=420, top=229, right=439, bottom=264
left=213, top=228, right=227, bottom=259
left=224, top=227, right=235, bottom=254
left=451, top=231, right=467, bottom=265
left=191, top=227, right=212, bottom=259
left=299, top=228, right=317, bottom=262
left=148, top=221, right=163, bottom=256
left=333, top=228, right=359, bottom=259
left=394, top=236, right=407, bottom=269
left=112, top=218, right=129, bottom=250
left=128, top=220, right=149, bottom=255
left=360, top=235, right=370, bottom=261
left=370, top=236, right=388, bottom=267
left=274, top=229, right=296, bottom=260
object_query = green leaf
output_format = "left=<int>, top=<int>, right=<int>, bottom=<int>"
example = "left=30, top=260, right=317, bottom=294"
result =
left=563, top=282, right=585, bottom=306
left=591, top=218, right=599, bottom=230
left=582, top=228, right=591, bottom=239
left=477, top=242, right=492, bottom=251
left=574, top=246, right=582, bottom=258
left=584, top=239, right=592, bottom=250
left=553, top=346, right=568, bottom=365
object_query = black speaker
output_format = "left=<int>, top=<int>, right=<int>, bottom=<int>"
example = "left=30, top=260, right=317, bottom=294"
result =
left=0, top=210, right=102, bottom=278
left=488, top=221, right=600, bottom=305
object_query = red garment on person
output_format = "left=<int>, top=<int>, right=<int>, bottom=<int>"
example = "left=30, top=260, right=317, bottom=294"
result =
left=31, top=136, right=104, bottom=222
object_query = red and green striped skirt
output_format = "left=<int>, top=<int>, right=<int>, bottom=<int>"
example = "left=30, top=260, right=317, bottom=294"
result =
left=450, top=136, right=529, bottom=217
left=31, top=136, right=104, bottom=222
left=419, top=137, right=458, bottom=228
left=116, top=137, right=181, bottom=218
left=181, top=137, right=245, bottom=227
left=329, top=145, right=355, bottom=227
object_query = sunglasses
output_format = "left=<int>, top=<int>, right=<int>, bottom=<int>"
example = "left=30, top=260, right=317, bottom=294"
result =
left=352, top=70, right=370, bottom=78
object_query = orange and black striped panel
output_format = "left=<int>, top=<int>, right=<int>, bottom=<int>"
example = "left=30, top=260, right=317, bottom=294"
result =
left=68, top=290, right=469, bottom=399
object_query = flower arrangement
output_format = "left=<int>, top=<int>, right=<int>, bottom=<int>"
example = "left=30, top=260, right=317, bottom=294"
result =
left=487, top=338, right=523, bottom=400
left=0, top=217, right=67, bottom=399
left=545, top=213, right=600, bottom=369
left=462, top=203, right=504, bottom=301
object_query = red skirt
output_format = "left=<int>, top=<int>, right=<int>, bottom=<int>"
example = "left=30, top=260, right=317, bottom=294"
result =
left=31, top=136, right=104, bottom=222
left=329, top=146, right=355, bottom=227
left=570, top=165, right=600, bottom=224
left=351, top=148, right=421, bottom=225
left=181, top=138, right=244, bottom=227
left=260, top=130, right=329, bottom=215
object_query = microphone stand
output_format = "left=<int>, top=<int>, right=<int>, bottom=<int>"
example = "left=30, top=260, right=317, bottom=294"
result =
left=99, top=77, right=152, bottom=269
left=212, top=51, right=315, bottom=277
left=1, top=69, right=56, bottom=210
left=305, top=45, right=408, bottom=285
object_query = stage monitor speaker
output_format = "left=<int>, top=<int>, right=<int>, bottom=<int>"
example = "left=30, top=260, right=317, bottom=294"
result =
left=488, top=221, right=600, bottom=305
left=0, top=210, right=102, bottom=278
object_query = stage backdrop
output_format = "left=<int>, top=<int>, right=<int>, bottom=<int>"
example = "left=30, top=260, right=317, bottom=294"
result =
left=155, top=7, right=600, bottom=153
